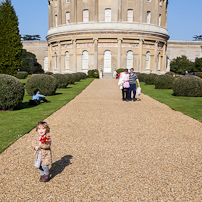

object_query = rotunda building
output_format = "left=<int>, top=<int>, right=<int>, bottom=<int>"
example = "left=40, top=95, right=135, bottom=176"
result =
left=47, top=0, right=169, bottom=77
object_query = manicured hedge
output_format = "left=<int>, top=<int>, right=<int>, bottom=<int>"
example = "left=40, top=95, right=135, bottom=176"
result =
left=173, top=76, right=202, bottom=97
left=116, top=68, right=125, bottom=74
left=72, top=73, right=81, bottom=82
left=88, top=69, right=99, bottom=78
left=25, top=74, right=57, bottom=96
left=16, top=71, right=29, bottom=79
left=165, top=72, right=175, bottom=76
left=0, top=74, right=24, bottom=110
left=52, top=74, right=69, bottom=88
left=144, top=74, right=159, bottom=85
left=45, top=72, right=53, bottom=75
left=154, top=75, right=175, bottom=89
left=136, top=73, right=147, bottom=82
left=195, top=72, right=202, bottom=79
left=65, top=74, right=75, bottom=84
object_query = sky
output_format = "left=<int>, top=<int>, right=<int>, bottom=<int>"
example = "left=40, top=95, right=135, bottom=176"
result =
left=10, top=0, right=202, bottom=41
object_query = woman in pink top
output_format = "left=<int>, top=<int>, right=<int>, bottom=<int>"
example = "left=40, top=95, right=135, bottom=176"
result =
left=120, top=69, right=129, bottom=101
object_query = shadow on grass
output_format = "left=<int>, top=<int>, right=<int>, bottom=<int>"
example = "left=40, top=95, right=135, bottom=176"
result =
left=19, top=102, right=37, bottom=110
left=50, top=155, right=73, bottom=180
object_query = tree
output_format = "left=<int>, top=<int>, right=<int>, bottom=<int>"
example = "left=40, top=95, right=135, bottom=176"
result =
left=170, top=56, right=194, bottom=75
left=21, top=35, right=41, bottom=41
left=194, top=57, right=202, bottom=72
left=0, top=0, right=22, bottom=75
left=193, top=35, right=202, bottom=41
left=20, top=49, right=44, bottom=74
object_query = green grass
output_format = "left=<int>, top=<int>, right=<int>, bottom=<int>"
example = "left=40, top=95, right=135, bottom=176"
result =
left=0, top=78, right=94, bottom=153
left=141, top=82, right=202, bottom=123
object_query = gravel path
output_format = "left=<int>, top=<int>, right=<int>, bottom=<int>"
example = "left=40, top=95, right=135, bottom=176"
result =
left=1, top=79, right=202, bottom=201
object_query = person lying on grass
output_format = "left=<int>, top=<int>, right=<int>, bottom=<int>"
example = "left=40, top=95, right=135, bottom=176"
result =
left=32, top=121, right=52, bottom=182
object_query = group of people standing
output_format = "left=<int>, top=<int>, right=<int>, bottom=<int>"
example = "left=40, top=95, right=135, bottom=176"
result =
left=119, top=68, right=140, bottom=101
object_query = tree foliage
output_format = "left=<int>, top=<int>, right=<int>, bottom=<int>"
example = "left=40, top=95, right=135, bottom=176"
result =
left=170, top=56, right=194, bottom=75
left=0, top=0, right=22, bottom=76
left=21, top=34, right=41, bottom=41
left=193, top=35, right=202, bottom=41
left=20, top=49, right=44, bottom=74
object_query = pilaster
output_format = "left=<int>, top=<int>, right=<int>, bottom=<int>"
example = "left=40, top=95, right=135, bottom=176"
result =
left=117, top=38, right=122, bottom=69
left=139, top=39, right=144, bottom=72
left=154, top=41, right=159, bottom=72
left=57, top=41, right=61, bottom=72
left=72, top=39, right=77, bottom=72
left=94, top=38, right=98, bottom=69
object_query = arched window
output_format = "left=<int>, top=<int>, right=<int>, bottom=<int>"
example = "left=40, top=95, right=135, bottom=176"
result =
left=83, top=10, right=89, bottom=23
left=145, top=51, right=150, bottom=70
left=44, top=57, right=48, bottom=71
left=127, top=9, right=133, bottom=22
left=82, top=51, right=89, bottom=69
left=54, top=52, right=57, bottom=70
left=65, top=52, right=70, bottom=69
left=105, top=9, right=111, bottom=22
left=55, top=15, right=58, bottom=27
left=159, top=0, right=162, bottom=6
left=147, top=11, right=151, bottom=24
left=159, top=14, right=161, bottom=26
left=158, top=53, right=161, bottom=70
left=104, top=50, right=111, bottom=73
left=66, top=12, right=70, bottom=24
left=126, top=51, right=133, bottom=69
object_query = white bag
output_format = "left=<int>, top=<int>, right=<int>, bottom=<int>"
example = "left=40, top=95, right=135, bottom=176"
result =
left=136, top=87, right=141, bottom=95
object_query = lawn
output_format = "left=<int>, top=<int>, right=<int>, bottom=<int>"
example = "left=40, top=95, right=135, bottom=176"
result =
left=0, top=78, right=94, bottom=153
left=141, top=82, right=202, bottom=123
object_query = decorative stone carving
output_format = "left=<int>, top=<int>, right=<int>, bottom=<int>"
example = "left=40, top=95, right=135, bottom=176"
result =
left=61, top=44, right=73, bottom=49
left=52, top=46, right=58, bottom=51
left=77, top=43, right=94, bottom=48
left=122, top=43, right=139, bottom=48
left=143, top=44, right=154, bottom=49
left=98, top=43, right=118, bottom=48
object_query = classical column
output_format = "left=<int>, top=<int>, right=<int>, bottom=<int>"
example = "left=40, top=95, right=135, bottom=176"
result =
left=48, top=43, right=52, bottom=71
left=57, top=41, right=61, bottom=72
left=94, top=38, right=98, bottom=69
left=118, top=0, right=122, bottom=22
left=140, top=0, right=143, bottom=23
left=58, top=0, right=62, bottom=25
left=95, top=0, right=98, bottom=22
left=162, top=43, right=166, bottom=72
left=74, top=0, right=77, bottom=23
left=117, top=38, right=122, bottom=69
left=154, top=41, right=159, bottom=72
left=72, top=39, right=77, bottom=72
left=138, top=39, right=144, bottom=72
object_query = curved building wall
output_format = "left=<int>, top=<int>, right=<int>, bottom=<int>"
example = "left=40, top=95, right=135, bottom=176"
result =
left=47, top=0, right=169, bottom=75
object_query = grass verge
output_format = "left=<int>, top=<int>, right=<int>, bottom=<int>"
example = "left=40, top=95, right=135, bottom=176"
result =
left=141, top=82, right=202, bottom=123
left=0, top=78, right=94, bottom=153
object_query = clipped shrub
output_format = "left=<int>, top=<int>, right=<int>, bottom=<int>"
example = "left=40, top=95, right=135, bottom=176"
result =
left=45, top=72, right=53, bottom=75
left=173, top=76, right=202, bottom=97
left=165, top=71, right=175, bottom=76
left=16, top=71, right=28, bottom=79
left=25, top=74, right=57, bottom=96
left=0, top=74, right=24, bottom=110
left=64, top=74, right=75, bottom=84
left=52, top=74, right=69, bottom=88
left=136, top=73, right=147, bottom=82
left=195, top=72, right=202, bottom=79
left=77, top=72, right=87, bottom=79
left=154, top=75, right=175, bottom=89
left=88, top=69, right=99, bottom=78
left=72, top=73, right=81, bottom=82
left=116, top=68, right=125, bottom=74
left=144, top=74, right=159, bottom=85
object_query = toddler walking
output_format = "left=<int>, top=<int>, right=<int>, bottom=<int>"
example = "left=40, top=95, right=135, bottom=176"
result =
left=32, top=121, right=52, bottom=182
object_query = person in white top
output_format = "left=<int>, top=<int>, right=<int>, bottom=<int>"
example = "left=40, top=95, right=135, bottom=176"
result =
left=120, top=69, right=129, bottom=101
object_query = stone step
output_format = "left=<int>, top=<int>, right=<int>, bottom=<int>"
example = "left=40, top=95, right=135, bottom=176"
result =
left=103, top=73, right=113, bottom=79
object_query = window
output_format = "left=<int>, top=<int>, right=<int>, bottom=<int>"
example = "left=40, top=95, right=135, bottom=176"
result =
left=54, top=52, right=57, bottom=70
left=55, top=15, right=58, bottom=27
left=66, top=0, right=70, bottom=3
left=105, top=9, right=111, bottom=22
left=104, top=50, right=111, bottom=72
left=147, top=11, right=151, bottom=24
left=158, top=14, right=161, bottom=26
left=127, top=9, right=133, bottom=22
left=83, top=10, right=89, bottom=23
left=145, top=51, right=150, bottom=70
left=82, top=51, right=89, bottom=69
left=126, top=51, right=133, bottom=69
left=65, top=52, right=70, bottom=69
left=66, top=12, right=70, bottom=24
left=44, top=57, right=48, bottom=71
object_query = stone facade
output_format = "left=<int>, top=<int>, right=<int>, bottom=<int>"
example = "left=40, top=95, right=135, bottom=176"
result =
left=46, top=0, right=169, bottom=76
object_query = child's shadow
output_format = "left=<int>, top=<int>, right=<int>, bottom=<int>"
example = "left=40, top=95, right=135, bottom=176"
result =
left=50, top=155, right=73, bottom=179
